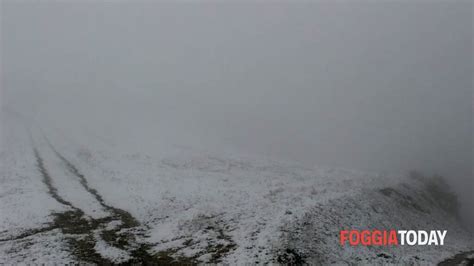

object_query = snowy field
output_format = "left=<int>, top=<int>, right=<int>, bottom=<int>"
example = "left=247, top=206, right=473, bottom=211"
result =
left=1, top=110, right=472, bottom=264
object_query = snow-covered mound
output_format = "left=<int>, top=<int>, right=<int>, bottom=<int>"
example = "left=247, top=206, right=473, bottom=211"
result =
left=0, top=111, right=472, bottom=264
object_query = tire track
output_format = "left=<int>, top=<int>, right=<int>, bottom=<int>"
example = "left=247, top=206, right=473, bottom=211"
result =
left=33, top=147, right=76, bottom=209
left=40, top=138, right=165, bottom=264
left=32, top=146, right=113, bottom=264
left=6, top=133, right=194, bottom=264
left=0, top=149, right=81, bottom=242
left=46, top=140, right=109, bottom=209
left=45, top=139, right=139, bottom=229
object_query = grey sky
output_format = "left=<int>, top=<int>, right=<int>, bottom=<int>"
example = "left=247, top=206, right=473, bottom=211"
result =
left=1, top=1, right=472, bottom=219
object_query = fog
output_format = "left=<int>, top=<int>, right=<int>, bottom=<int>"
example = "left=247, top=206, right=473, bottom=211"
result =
left=1, top=2, right=472, bottom=223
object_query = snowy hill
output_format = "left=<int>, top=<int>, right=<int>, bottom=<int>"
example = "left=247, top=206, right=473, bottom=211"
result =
left=0, top=112, right=472, bottom=265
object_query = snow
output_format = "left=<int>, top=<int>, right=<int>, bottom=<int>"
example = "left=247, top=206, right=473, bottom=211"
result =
left=32, top=134, right=111, bottom=219
left=93, top=230, right=132, bottom=263
left=0, top=229, right=73, bottom=265
left=0, top=115, right=67, bottom=239
left=0, top=110, right=472, bottom=264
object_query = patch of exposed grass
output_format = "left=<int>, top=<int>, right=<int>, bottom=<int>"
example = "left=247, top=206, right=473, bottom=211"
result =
left=51, top=210, right=113, bottom=264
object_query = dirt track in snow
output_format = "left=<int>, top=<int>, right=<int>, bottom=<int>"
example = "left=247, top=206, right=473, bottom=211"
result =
left=26, top=136, right=165, bottom=264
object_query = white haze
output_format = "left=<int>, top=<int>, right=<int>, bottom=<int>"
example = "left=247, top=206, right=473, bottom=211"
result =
left=1, top=2, right=472, bottom=224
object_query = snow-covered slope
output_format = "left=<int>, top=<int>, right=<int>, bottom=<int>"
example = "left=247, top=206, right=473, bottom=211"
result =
left=0, top=111, right=472, bottom=264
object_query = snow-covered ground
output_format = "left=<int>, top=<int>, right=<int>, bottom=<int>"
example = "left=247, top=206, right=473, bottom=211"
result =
left=1, top=110, right=472, bottom=264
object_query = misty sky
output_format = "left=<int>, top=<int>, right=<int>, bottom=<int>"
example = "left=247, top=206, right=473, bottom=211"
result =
left=1, top=1, right=472, bottom=207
